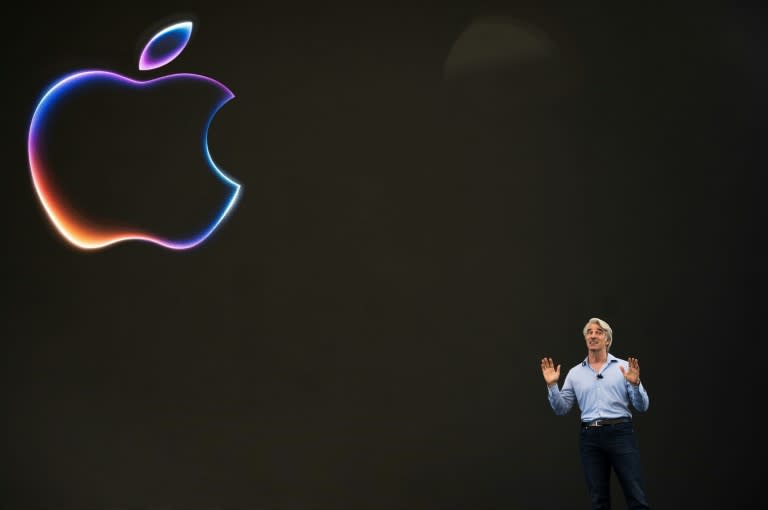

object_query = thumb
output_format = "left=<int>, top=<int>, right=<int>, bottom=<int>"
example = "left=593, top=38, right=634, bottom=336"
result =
left=619, top=366, right=626, bottom=375
left=556, top=364, right=561, bottom=374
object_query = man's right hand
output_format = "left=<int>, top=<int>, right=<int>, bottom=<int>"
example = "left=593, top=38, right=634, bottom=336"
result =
left=541, top=357, right=561, bottom=386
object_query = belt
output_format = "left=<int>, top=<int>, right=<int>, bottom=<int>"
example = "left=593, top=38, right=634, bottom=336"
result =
left=582, top=417, right=631, bottom=428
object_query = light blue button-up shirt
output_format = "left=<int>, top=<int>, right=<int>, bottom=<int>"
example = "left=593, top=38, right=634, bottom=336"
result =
left=547, top=353, right=649, bottom=422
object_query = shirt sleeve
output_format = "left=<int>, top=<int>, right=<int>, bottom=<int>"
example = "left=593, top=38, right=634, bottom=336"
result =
left=627, top=381, right=649, bottom=412
left=547, top=373, right=575, bottom=415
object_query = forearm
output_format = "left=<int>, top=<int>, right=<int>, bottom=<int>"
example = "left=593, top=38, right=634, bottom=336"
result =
left=547, top=383, right=573, bottom=415
left=628, top=383, right=649, bottom=412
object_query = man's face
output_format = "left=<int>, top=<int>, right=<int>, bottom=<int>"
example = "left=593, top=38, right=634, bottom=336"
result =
left=584, top=323, right=609, bottom=352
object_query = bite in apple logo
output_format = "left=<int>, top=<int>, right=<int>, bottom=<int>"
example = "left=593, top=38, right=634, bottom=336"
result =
left=28, top=20, right=242, bottom=250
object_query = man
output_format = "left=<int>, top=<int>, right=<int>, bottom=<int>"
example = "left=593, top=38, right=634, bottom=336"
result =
left=541, top=317, right=650, bottom=509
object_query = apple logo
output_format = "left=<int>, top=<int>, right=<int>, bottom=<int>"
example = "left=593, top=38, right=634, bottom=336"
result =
left=27, top=20, right=242, bottom=250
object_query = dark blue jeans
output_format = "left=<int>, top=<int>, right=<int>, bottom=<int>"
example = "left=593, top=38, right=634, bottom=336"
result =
left=579, top=422, right=650, bottom=509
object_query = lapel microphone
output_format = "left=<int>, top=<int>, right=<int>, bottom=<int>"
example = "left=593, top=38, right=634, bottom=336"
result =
left=597, top=374, right=604, bottom=379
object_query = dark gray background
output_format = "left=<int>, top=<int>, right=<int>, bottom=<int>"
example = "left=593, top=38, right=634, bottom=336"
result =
left=2, top=3, right=765, bottom=509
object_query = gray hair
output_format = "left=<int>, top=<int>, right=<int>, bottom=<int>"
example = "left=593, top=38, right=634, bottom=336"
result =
left=583, top=317, right=613, bottom=351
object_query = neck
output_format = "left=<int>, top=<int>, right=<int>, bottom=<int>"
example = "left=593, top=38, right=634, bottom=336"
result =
left=588, top=350, right=608, bottom=364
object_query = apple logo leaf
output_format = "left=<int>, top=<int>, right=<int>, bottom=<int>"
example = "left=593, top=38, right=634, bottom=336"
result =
left=139, top=21, right=194, bottom=71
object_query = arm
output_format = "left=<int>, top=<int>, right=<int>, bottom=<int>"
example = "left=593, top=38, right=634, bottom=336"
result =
left=541, top=357, right=575, bottom=415
left=621, top=357, right=649, bottom=412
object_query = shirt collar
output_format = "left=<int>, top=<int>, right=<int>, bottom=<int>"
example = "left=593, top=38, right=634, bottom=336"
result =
left=581, top=353, right=619, bottom=366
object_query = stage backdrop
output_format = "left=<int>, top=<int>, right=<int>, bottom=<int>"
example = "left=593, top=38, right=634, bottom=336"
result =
left=2, top=3, right=765, bottom=509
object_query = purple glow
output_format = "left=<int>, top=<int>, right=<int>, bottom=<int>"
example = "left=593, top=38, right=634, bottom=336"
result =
left=28, top=70, right=241, bottom=250
left=139, top=21, right=193, bottom=71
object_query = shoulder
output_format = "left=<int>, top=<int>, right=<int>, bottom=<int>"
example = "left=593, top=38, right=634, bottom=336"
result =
left=608, top=354, right=627, bottom=366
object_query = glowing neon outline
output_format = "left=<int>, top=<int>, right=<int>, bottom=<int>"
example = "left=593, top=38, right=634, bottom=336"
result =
left=139, top=21, right=193, bottom=71
left=28, top=70, right=241, bottom=250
